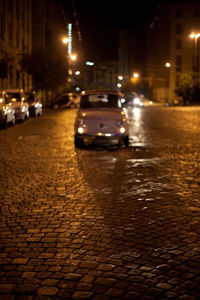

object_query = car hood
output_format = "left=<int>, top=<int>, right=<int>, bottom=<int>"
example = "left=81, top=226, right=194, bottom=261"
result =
left=78, top=108, right=124, bottom=120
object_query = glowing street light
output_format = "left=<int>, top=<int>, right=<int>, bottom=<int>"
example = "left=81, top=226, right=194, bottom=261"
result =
left=189, top=32, right=200, bottom=76
left=62, top=37, right=68, bottom=44
left=189, top=32, right=200, bottom=39
left=133, top=72, right=139, bottom=79
left=70, top=54, right=77, bottom=61
left=165, top=62, right=171, bottom=68
left=118, top=75, right=123, bottom=80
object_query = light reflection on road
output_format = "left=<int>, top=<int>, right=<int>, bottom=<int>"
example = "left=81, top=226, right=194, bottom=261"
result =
left=126, top=107, right=148, bottom=147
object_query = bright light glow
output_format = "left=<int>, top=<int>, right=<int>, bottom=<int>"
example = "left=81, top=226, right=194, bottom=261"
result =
left=117, top=83, right=121, bottom=88
left=190, top=33, right=195, bottom=39
left=120, top=127, right=126, bottom=134
left=118, top=75, right=123, bottom=80
left=189, top=32, right=200, bottom=39
left=134, top=97, right=140, bottom=105
left=78, top=127, right=84, bottom=134
left=62, top=37, right=68, bottom=44
left=121, top=98, right=126, bottom=103
left=0, top=98, right=3, bottom=103
left=76, top=87, right=80, bottom=92
left=70, top=54, right=77, bottom=61
left=86, top=61, right=94, bottom=66
left=68, top=23, right=72, bottom=55
left=165, top=62, right=171, bottom=68
left=133, top=72, right=139, bottom=78
left=75, top=71, right=80, bottom=75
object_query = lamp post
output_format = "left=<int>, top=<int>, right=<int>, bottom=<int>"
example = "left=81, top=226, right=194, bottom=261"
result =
left=165, top=62, right=171, bottom=104
left=189, top=32, right=200, bottom=79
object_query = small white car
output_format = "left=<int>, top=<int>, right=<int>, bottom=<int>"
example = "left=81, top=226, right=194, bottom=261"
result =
left=74, top=90, right=129, bottom=147
left=0, top=91, right=15, bottom=128
left=5, top=89, right=29, bottom=122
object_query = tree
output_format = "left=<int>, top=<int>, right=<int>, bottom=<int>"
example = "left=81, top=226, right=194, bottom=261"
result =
left=175, top=73, right=193, bottom=105
left=21, top=46, right=68, bottom=100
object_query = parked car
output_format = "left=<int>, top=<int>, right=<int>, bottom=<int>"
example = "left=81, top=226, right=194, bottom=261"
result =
left=53, top=92, right=80, bottom=109
left=5, top=89, right=29, bottom=122
left=74, top=90, right=129, bottom=147
left=124, top=93, right=144, bottom=108
left=0, top=91, right=15, bottom=128
left=25, top=91, right=43, bottom=117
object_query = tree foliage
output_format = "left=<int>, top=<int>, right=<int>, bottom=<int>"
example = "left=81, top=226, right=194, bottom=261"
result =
left=175, top=73, right=200, bottom=105
left=21, top=46, right=68, bottom=92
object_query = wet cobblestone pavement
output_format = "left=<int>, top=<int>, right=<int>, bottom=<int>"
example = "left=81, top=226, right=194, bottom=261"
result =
left=0, top=106, right=200, bottom=299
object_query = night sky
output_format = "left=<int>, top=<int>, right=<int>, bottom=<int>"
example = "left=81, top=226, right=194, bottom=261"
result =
left=59, top=0, right=187, bottom=62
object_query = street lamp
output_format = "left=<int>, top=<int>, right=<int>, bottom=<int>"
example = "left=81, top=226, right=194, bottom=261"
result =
left=118, top=75, right=123, bottom=80
left=70, top=54, right=77, bottom=61
left=62, top=37, right=68, bottom=44
left=133, top=72, right=140, bottom=79
left=165, top=62, right=171, bottom=68
left=189, top=32, right=200, bottom=78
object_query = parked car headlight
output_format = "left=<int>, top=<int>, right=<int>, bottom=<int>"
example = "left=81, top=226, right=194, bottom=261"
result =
left=119, top=127, right=126, bottom=134
left=78, top=127, right=84, bottom=134
left=22, top=106, right=26, bottom=112
left=116, top=120, right=126, bottom=134
left=77, top=119, right=86, bottom=134
left=133, top=97, right=140, bottom=105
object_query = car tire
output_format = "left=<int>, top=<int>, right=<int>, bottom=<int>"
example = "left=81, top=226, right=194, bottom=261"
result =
left=10, top=116, right=15, bottom=126
left=2, top=117, right=7, bottom=129
left=124, top=136, right=129, bottom=147
left=75, top=135, right=84, bottom=148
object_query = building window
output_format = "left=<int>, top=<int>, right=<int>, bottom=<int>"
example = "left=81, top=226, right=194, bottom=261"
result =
left=176, top=40, right=182, bottom=50
left=176, top=55, right=182, bottom=72
left=176, top=24, right=182, bottom=34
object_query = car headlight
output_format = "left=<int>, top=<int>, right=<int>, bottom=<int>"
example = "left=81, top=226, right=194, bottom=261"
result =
left=119, top=127, right=126, bottom=134
left=133, top=97, right=140, bottom=105
left=78, top=127, right=84, bottom=134
left=116, top=120, right=126, bottom=134
left=77, top=119, right=86, bottom=134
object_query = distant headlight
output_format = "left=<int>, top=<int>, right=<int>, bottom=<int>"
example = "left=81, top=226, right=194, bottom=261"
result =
left=133, top=97, right=140, bottom=105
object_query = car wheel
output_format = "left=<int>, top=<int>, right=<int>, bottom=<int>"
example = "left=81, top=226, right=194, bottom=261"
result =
left=2, top=117, right=7, bottom=129
left=75, top=135, right=84, bottom=148
left=124, top=136, right=129, bottom=147
left=10, top=116, right=15, bottom=126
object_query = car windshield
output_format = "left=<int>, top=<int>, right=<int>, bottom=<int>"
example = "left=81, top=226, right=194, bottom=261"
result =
left=7, top=93, right=21, bottom=102
left=80, top=94, right=122, bottom=109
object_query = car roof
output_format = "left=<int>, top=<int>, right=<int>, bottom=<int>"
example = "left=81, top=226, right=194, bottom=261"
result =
left=82, top=90, right=122, bottom=96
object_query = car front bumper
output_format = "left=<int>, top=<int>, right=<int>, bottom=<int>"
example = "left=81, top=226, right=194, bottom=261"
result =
left=75, top=133, right=127, bottom=146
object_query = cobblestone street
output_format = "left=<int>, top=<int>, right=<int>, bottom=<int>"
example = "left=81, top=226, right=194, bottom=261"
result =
left=0, top=107, right=200, bottom=299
